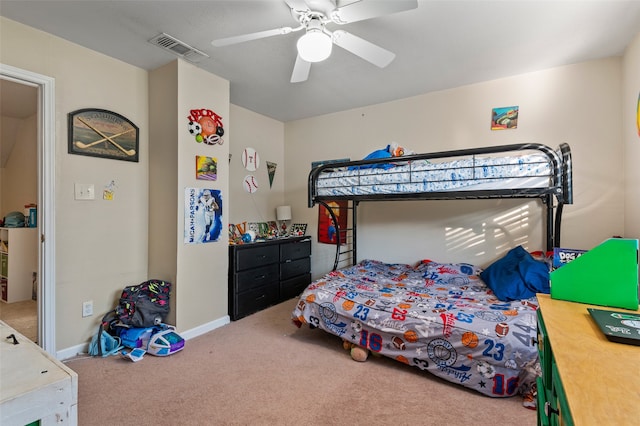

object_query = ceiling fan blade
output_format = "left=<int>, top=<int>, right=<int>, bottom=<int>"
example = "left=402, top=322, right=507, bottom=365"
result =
left=284, top=0, right=310, bottom=13
left=212, top=26, right=296, bottom=47
left=332, top=30, right=395, bottom=68
left=331, top=0, right=418, bottom=24
left=291, top=55, right=311, bottom=83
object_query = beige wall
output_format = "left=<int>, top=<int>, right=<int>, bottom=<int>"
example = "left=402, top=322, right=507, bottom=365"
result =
left=286, top=58, right=626, bottom=277
left=1, top=114, right=37, bottom=216
left=175, top=60, right=230, bottom=331
left=149, top=59, right=233, bottom=332
left=228, top=104, right=285, bottom=224
left=623, top=32, right=640, bottom=239
left=1, top=18, right=150, bottom=350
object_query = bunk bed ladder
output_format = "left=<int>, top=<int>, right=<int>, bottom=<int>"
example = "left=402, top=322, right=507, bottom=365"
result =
left=317, top=200, right=358, bottom=271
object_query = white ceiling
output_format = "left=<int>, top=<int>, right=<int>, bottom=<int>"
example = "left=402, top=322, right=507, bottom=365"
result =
left=1, top=0, right=639, bottom=122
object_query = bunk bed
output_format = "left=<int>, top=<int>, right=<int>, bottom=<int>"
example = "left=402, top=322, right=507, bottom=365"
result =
left=292, top=143, right=573, bottom=402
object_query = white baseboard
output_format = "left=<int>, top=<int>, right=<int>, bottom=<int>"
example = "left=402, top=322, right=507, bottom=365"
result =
left=58, top=344, right=89, bottom=361
left=179, top=315, right=230, bottom=340
left=57, top=315, right=231, bottom=360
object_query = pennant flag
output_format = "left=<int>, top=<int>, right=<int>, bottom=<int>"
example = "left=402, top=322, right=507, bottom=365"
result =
left=267, top=161, right=277, bottom=188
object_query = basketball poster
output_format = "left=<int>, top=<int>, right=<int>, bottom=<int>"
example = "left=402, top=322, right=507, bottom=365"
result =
left=318, top=201, right=347, bottom=245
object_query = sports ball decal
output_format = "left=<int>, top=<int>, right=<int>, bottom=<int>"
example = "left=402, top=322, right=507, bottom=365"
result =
left=427, top=338, right=457, bottom=367
left=476, top=360, right=496, bottom=378
left=243, top=175, right=258, bottom=193
left=242, top=147, right=260, bottom=171
left=495, top=322, right=510, bottom=338
left=403, top=329, right=419, bottom=343
left=186, top=109, right=224, bottom=145
left=392, top=336, right=406, bottom=350
left=188, top=121, right=202, bottom=136
left=342, top=300, right=355, bottom=311
left=461, top=331, right=479, bottom=348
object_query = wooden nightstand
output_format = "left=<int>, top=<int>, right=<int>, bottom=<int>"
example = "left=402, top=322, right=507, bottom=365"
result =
left=536, top=294, right=640, bottom=425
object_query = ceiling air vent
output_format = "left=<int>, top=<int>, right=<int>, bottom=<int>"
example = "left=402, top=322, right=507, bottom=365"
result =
left=148, top=33, right=209, bottom=63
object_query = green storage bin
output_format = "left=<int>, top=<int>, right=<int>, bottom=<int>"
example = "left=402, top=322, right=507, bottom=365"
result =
left=551, top=238, right=639, bottom=310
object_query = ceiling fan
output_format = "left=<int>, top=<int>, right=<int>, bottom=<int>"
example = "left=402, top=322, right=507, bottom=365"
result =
left=211, top=0, right=418, bottom=83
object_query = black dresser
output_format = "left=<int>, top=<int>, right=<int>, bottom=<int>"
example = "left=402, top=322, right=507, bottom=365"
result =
left=228, top=236, right=311, bottom=320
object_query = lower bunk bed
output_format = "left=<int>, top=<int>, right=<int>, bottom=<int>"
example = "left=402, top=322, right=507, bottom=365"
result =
left=292, top=142, right=573, bottom=406
left=291, top=257, right=542, bottom=405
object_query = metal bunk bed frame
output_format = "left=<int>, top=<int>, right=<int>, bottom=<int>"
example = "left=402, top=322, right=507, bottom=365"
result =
left=308, top=143, right=573, bottom=271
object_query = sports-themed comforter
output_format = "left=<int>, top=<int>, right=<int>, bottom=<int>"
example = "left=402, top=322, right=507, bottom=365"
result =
left=291, top=259, right=540, bottom=400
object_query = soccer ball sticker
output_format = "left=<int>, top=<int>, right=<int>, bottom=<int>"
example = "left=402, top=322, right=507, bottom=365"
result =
left=188, top=121, right=202, bottom=136
left=186, top=108, right=224, bottom=145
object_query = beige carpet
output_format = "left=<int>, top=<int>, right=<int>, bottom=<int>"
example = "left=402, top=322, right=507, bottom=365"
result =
left=64, top=299, right=536, bottom=426
left=0, top=299, right=37, bottom=342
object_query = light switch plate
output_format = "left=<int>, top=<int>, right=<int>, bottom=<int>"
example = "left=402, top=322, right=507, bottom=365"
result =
left=74, top=183, right=95, bottom=200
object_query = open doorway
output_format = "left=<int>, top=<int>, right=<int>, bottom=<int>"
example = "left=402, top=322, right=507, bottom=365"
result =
left=0, top=64, right=56, bottom=355
left=0, top=78, right=38, bottom=341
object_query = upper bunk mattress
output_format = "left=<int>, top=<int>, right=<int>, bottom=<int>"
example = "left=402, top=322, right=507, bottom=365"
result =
left=316, top=153, right=552, bottom=197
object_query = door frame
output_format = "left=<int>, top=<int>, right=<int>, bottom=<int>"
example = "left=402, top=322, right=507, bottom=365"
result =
left=1, top=64, right=56, bottom=355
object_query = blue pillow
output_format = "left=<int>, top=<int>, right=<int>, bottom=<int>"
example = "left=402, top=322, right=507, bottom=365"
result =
left=480, top=245, right=550, bottom=301
left=348, top=148, right=393, bottom=170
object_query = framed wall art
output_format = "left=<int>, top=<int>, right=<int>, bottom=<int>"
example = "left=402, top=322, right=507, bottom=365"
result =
left=318, top=201, right=348, bottom=244
left=290, top=223, right=307, bottom=236
left=491, top=106, right=519, bottom=130
left=68, top=108, right=139, bottom=162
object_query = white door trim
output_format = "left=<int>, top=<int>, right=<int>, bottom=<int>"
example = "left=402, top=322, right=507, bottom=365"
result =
left=1, top=64, right=56, bottom=355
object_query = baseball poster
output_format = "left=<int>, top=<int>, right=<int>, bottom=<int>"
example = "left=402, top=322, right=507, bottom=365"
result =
left=184, top=187, right=223, bottom=244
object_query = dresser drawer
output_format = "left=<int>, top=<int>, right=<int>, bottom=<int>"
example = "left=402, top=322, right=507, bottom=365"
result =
left=281, top=257, right=311, bottom=281
left=551, top=361, right=573, bottom=425
left=235, top=244, right=279, bottom=271
left=233, top=285, right=279, bottom=320
left=235, top=264, right=278, bottom=293
left=280, top=239, right=311, bottom=261
left=536, top=377, right=552, bottom=426
left=280, top=273, right=311, bottom=300
left=537, top=308, right=557, bottom=395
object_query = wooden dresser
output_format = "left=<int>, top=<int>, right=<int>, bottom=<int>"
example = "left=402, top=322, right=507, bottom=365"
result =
left=536, top=294, right=640, bottom=425
left=228, top=236, right=311, bottom=320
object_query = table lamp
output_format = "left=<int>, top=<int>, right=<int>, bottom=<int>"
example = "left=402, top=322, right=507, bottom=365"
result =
left=276, top=205, right=292, bottom=236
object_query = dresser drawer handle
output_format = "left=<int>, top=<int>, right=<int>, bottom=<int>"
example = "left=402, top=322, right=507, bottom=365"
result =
left=254, top=274, right=266, bottom=280
left=544, top=401, right=559, bottom=418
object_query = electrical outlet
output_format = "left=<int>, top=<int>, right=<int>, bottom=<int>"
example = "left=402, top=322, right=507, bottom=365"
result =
left=82, top=300, right=93, bottom=317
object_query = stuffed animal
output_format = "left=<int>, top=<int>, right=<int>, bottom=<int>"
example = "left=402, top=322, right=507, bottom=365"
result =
left=342, top=339, right=370, bottom=362
left=388, top=141, right=415, bottom=157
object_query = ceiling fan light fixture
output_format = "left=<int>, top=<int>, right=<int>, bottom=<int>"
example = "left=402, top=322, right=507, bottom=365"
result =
left=297, top=29, right=332, bottom=62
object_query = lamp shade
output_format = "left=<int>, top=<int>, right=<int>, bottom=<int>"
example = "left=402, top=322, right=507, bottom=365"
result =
left=297, top=30, right=332, bottom=62
left=276, top=205, right=292, bottom=221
